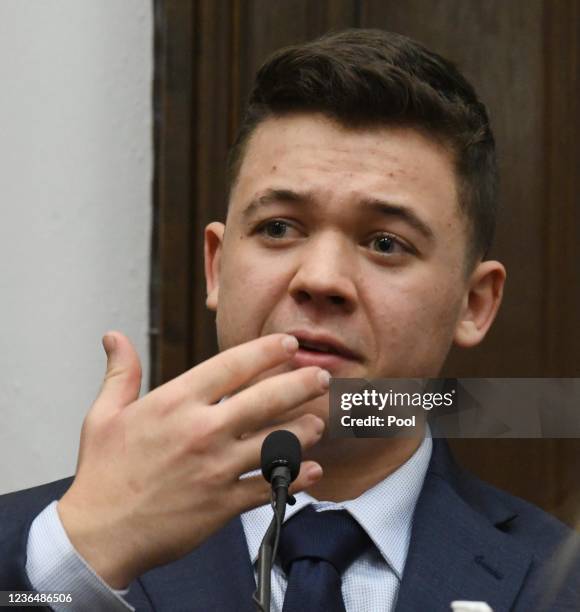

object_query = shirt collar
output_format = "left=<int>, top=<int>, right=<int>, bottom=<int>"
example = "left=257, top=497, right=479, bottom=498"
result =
left=241, top=428, right=432, bottom=580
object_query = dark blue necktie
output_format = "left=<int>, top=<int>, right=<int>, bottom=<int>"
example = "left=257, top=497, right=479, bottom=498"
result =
left=277, top=506, right=372, bottom=612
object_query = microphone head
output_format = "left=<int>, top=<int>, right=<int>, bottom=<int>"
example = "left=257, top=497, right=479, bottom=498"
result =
left=260, top=430, right=302, bottom=483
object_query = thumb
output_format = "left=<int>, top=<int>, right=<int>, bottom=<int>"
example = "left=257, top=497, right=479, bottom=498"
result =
left=96, top=330, right=142, bottom=411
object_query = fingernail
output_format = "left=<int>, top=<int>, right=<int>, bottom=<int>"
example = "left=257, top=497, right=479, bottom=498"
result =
left=318, top=369, right=331, bottom=388
left=282, top=335, right=299, bottom=353
left=102, top=334, right=116, bottom=354
left=308, top=464, right=323, bottom=480
left=313, top=416, right=326, bottom=434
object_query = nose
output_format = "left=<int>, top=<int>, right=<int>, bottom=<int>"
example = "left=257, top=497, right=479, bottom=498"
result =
left=287, top=232, right=358, bottom=312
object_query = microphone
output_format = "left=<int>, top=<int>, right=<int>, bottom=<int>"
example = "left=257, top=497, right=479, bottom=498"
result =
left=261, top=429, right=301, bottom=500
left=254, top=431, right=302, bottom=612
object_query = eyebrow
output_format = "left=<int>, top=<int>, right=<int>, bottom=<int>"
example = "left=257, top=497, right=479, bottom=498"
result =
left=241, top=188, right=435, bottom=242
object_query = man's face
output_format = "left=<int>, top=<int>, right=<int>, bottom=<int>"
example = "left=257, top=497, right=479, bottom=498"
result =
left=205, top=113, right=475, bottom=416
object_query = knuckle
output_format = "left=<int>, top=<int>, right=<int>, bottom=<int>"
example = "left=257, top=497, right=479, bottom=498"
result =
left=152, top=389, right=182, bottom=418
left=219, top=354, right=239, bottom=381
left=81, top=407, right=118, bottom=444
left=290, top=417, right=320, bottom=444
left=300, top=412, right=322, bottom=430
left=82, top=405, right=107, bottom=433
left=206, top=459, right=231, bottom=482
left=238, top=482, right=270, bottom=512
left=104, top=364, right=127, bottom=381
left=129, top=364, right=143, bottom=387
left=296, top=367, right=322, bottom=391
left=186, top=429, right=213, bottom=454
left=255, top=486, right=271, bottom=506
left=183, top=411, right=224, bottom=454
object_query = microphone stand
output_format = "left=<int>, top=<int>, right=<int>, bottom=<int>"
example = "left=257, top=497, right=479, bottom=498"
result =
left=253, top=467, right=295, bottom=612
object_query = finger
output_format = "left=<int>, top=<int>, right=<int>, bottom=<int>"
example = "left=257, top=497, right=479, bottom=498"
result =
left=232, top=413, right=325, bottom=476
left=224, top=366, right=330, bottom=436
left=95, top=331, right=142, bottom=413
left=233, top=461, right=324, bottom=513
left=177, top=334, right=299, bottom=404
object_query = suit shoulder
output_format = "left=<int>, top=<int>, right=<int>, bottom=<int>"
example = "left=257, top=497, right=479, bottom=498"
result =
left=0, top=477, right=74, bottom=522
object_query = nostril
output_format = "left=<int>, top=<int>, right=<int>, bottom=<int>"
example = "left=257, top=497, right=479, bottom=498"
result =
left=291, top=290, right=348, bottom=307
left=295, top=290, right=311, bottom=304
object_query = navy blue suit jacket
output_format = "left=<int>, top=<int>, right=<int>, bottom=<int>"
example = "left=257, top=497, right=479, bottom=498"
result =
left=1, top=439, right=579, bottom=611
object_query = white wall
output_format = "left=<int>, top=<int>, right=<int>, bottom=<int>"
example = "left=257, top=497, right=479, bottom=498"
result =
left=0, top=1, right=152, bottom=494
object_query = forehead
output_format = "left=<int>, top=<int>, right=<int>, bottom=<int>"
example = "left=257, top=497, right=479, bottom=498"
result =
left=229, top=113, right=462, bottom=231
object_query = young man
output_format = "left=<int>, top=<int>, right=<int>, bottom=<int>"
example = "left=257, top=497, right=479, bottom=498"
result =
left=1, top=29, right=578, bottom=611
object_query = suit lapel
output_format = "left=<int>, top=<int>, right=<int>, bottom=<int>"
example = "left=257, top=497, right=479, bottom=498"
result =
left=133, top=517, right=256, bottom=612
left=395, top=439, right=533, bottom=612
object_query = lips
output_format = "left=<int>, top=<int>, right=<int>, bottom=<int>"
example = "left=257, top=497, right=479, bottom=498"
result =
left=291, top=330, right=358, bottom=358
left=285, top=329, right=362, bottom=371
left=298, top=339, right=335, bottom=353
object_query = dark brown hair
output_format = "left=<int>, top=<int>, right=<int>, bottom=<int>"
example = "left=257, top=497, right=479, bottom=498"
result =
left=227, top=29, right=498, bottom=270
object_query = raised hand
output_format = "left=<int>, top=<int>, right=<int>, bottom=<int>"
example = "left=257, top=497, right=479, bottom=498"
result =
left=57, top=331, right=328, bottom=588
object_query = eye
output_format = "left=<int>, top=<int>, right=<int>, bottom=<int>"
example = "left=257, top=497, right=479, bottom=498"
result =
left=256, top=219, right=298, bottom=239
left=369, top=234, right=409, bottom=256
left=263, top=220, right=288, bottom=238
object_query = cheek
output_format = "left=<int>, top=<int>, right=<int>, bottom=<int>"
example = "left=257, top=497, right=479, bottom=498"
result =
left=366, top=273, right=462, bottom=373
left=215, top=249, right=286, bottom=348
left=411, top=285, right=461, bottom=341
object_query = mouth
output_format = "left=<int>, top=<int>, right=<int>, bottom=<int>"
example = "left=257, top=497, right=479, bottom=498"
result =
left=286, top=329, right=362, bottom=372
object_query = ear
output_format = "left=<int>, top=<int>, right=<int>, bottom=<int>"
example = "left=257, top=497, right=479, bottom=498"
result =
left=204, top=222, right=225, bottom=312
left=453, top=260, right=506, bottom=348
